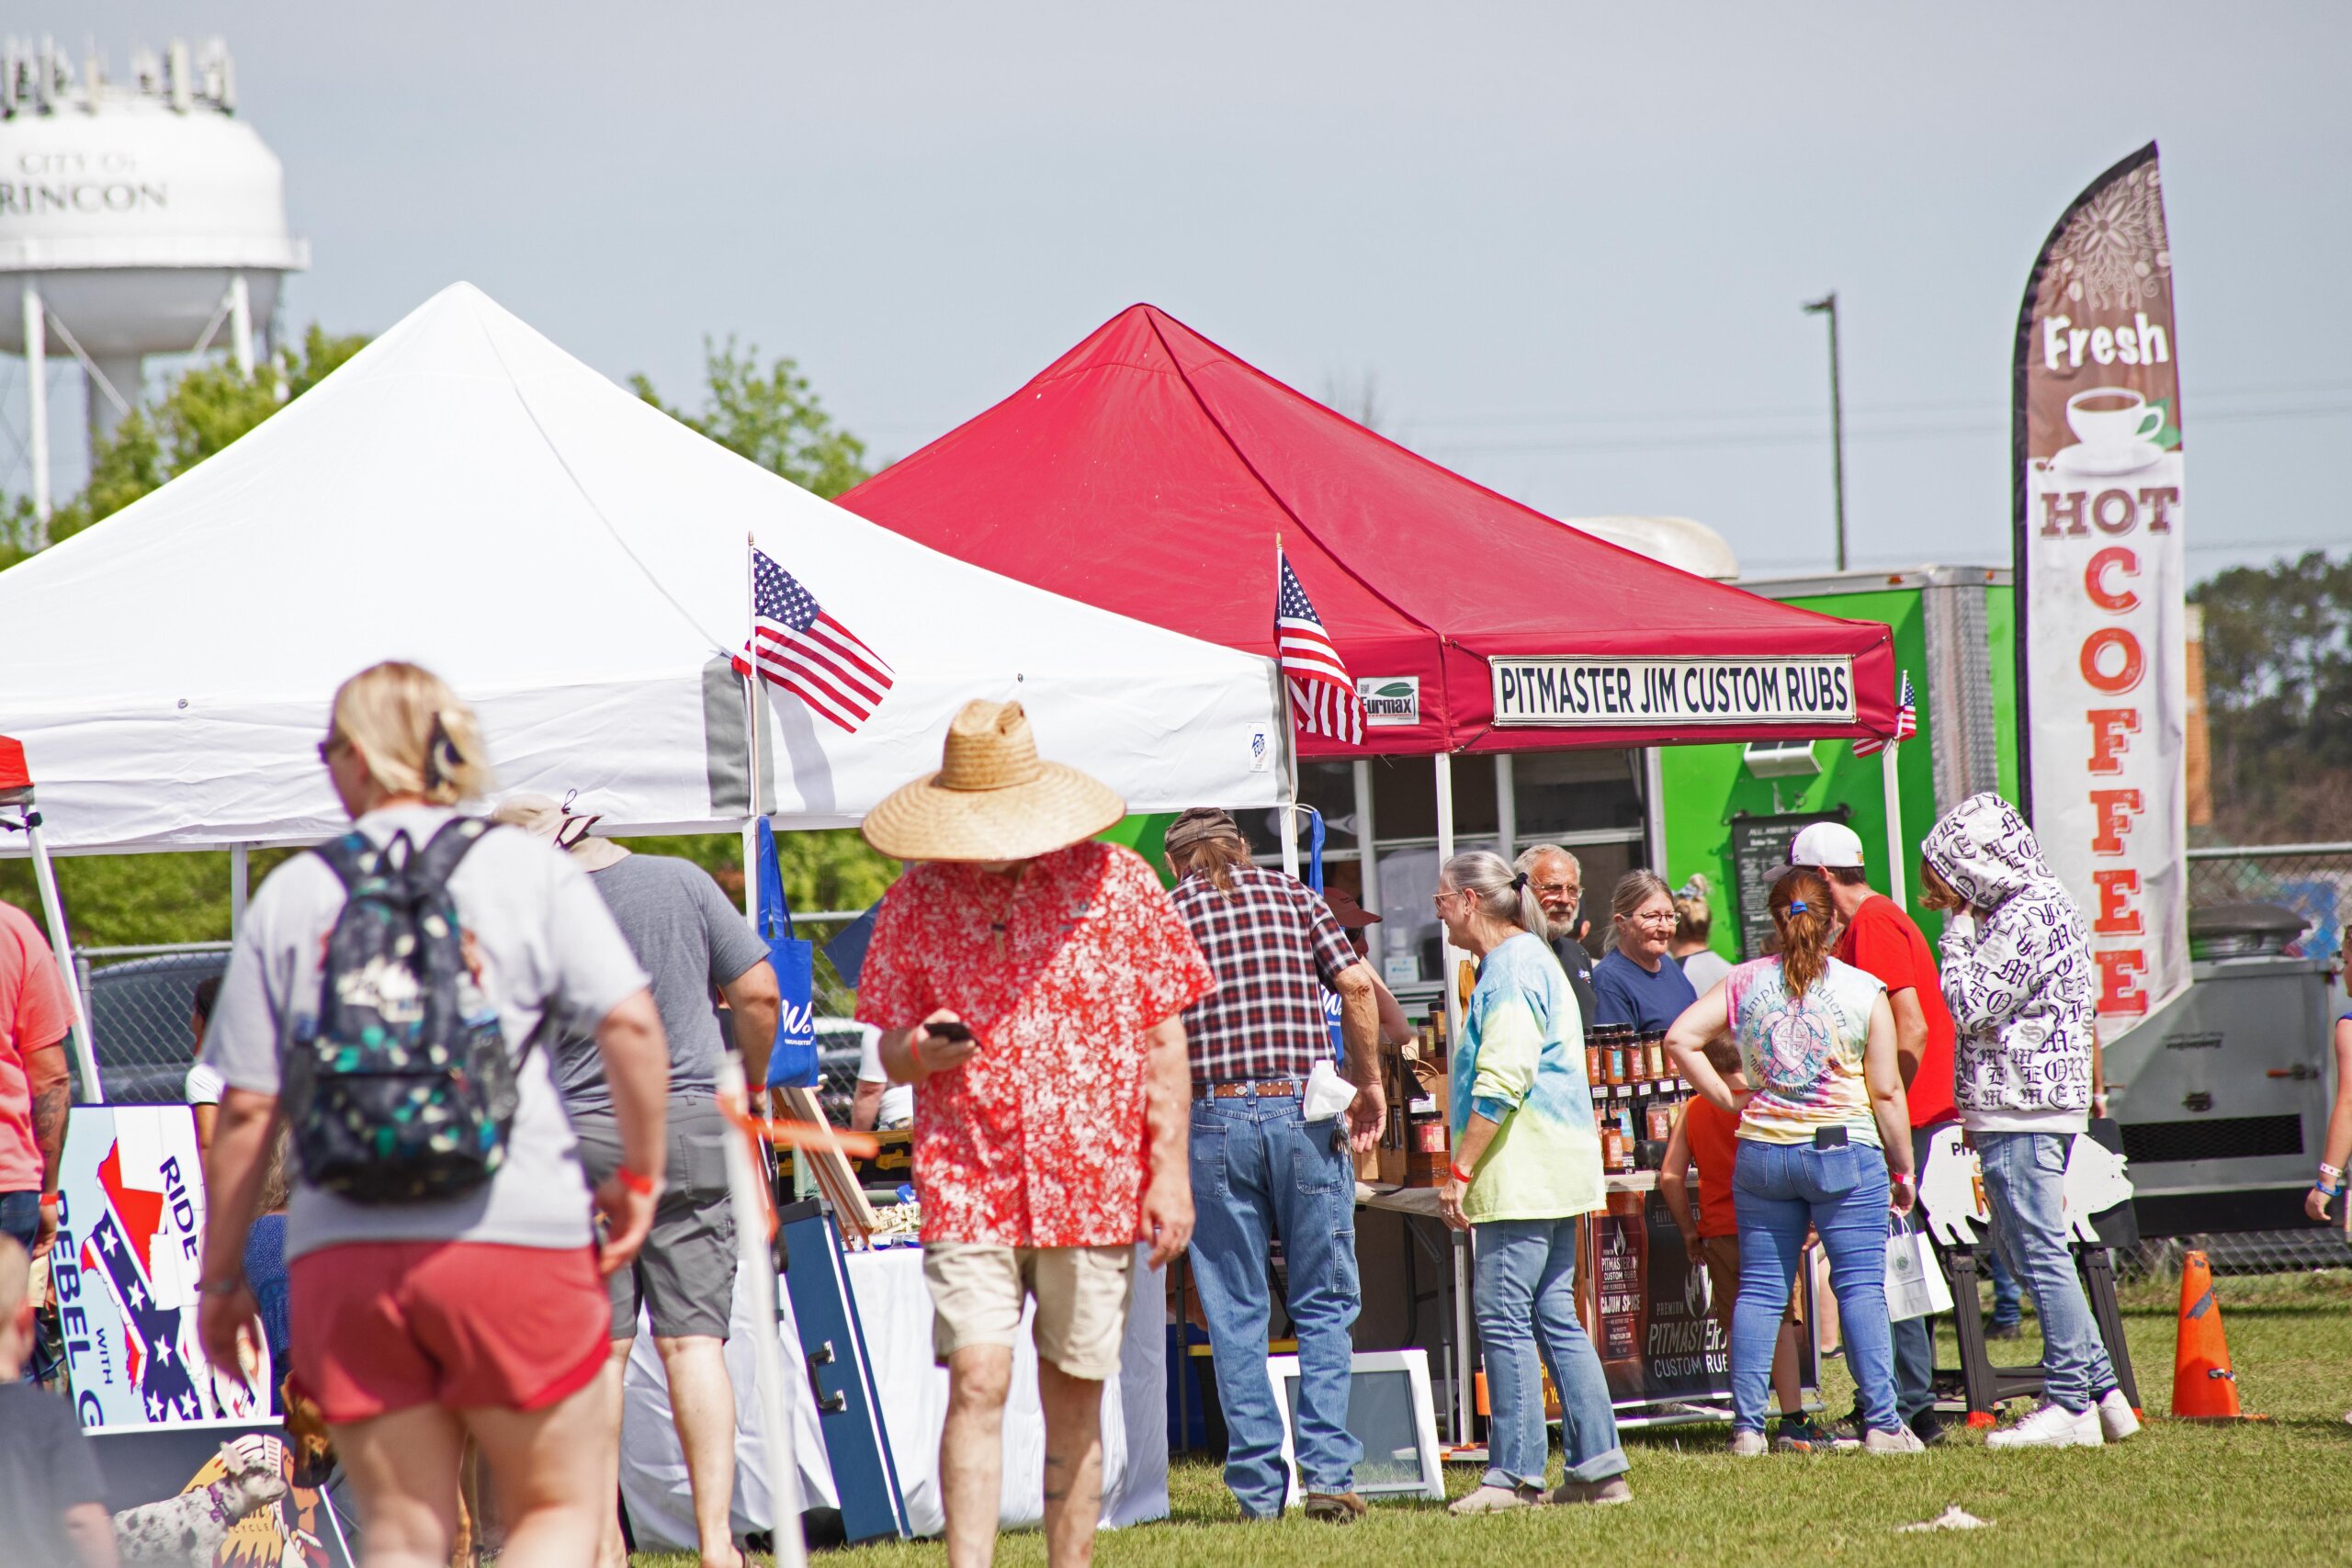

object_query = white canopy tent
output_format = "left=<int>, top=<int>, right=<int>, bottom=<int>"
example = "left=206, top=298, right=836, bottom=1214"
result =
left=0, top=281, right=1284, bottom=854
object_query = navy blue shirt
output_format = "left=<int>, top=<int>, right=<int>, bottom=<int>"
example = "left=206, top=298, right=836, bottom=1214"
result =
left=1591, top=950, right=1700, bottom=1033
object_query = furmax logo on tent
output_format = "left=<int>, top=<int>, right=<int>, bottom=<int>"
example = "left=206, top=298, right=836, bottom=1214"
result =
left=1357, top=676, right=1419, bottom=727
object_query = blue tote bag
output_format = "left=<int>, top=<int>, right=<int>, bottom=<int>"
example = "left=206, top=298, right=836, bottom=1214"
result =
left=756, top=818, right=821, bottom=1089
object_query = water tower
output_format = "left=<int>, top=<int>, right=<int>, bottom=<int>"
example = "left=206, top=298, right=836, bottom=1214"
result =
left=0, top=37, right=307, bottom=545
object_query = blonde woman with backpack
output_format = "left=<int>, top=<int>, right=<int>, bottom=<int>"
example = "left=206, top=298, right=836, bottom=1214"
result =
left=196, top=662, right=672, bottom=1568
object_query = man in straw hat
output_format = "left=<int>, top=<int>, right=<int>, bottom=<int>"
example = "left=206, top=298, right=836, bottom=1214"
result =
left=492, top=792, right=782, bottom=1568
left=856, top=702, right=1215, bottom=1568
left=1161, top=807, right=1379, bottom=1524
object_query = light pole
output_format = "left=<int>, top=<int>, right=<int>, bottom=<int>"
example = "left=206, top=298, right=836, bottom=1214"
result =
left=1802, top=292, right=1847, bottom=571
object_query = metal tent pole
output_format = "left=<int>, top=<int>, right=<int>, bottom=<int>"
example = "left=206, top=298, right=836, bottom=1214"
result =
left=1881, top=743, right=1908, bottom=907
left=23, top=813, right=99, bottom=1100
left=719, top=1056, right=806, bottom=1568
left=1433, top=750, right=1473, bottom=1443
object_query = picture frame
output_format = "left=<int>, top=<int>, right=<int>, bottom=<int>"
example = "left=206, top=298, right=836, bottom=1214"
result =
left=1264, top=1348, right=1445, bottom=1506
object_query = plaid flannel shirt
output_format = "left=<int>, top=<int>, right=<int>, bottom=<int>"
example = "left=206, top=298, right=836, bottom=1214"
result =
left=1170, top=863, right=1361, bottom=1084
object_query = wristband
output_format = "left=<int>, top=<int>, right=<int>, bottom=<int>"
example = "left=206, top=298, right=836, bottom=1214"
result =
left=199, top=1276, right=245, bottom=1299
left=1449, top=1163, right=1476, bottom=1186
left=2322, top=1162, right=2345, bottom=1183
left=2322, top=1182, right=2346, bottom=1200
left=616, top=1165, right=656, bottom=1197
left=908, top=1030, right=925, bottom=1069
left=39, top=1192, right=59, bottom=1211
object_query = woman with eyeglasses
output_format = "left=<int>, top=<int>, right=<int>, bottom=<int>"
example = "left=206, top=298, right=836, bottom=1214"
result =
left=1431, top=852, right=1628, bottom=1514
left=1590, top=870, right=1700, bottom=1033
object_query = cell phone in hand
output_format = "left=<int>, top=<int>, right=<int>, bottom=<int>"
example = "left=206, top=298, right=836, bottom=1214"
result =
left=924, top=1020, right=973, bottom=1043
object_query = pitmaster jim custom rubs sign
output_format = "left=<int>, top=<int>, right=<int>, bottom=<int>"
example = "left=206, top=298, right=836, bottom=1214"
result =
left=2013, top=142, right=2190, bottom=1036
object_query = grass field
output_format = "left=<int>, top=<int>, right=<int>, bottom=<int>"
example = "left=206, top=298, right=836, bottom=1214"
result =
left=636, top=1269, right=2352, bottom=1568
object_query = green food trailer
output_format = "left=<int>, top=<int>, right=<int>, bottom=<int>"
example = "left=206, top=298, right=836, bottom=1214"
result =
left=1657, top=566, right=2018, bottom=960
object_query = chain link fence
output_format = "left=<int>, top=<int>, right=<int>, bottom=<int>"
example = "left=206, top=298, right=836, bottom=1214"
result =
left=73, top=942, right=231, bottom=1104
left=2186, top=841, right=2352, bottom=963
left=2115, top=1226, right=2352, bottom=1281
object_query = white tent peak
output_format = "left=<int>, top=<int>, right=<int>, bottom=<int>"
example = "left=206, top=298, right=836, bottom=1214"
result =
left=0, top=282, right=1282, bottom=850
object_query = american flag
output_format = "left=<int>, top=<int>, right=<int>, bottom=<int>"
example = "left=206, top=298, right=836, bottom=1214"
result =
left=1276, top=552, right=1363, bottom=744
left=732, top=547, right=894, bottom=734
left=1853, top=672, right=1917, bottom=756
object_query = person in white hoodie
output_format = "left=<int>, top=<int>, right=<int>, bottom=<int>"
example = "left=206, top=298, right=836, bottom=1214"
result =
left=1918, top=793, right=2138, bottom=1450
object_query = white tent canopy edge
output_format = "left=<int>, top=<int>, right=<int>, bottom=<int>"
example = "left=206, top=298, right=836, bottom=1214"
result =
left=0, top=282, right=1285, bottom=854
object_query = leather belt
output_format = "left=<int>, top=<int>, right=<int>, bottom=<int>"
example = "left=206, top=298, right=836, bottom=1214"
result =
left=1193, top=1079, right=1304, bottom=1100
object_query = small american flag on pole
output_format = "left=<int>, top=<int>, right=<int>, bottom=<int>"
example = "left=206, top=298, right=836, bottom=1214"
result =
left=732, top=547, right=894, bottom=734
left=1276, top=552, right=1363, bottom=744
left=1853, top=672, right=1917, bottom=757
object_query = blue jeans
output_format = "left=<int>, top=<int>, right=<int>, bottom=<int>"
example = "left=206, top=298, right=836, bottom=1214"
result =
left=1986, top=1230, right=2025, bottom=1326
left=0, top=1190, right=37, bottom=1252
left=1974, top=1132, right=2115, bottom=1411
left=1187, top=1094, right=1362, bottom=1515
left=1732, top=1140, right=1899, bottom=1435
left=1472, top=1217, right=1627, bottom=1491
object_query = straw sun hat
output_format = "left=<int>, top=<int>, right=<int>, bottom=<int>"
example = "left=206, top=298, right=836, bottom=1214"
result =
left=863, top=700, right=1125, bottom=863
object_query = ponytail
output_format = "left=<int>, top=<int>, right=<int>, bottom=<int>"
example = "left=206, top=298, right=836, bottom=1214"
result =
left=1770, top=866, right=1835, bottom=998
left=1442, top=850, right=1545, bottom=937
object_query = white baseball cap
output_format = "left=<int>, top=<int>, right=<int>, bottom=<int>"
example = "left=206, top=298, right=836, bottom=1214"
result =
left=1788, top=821, right=1865, bottom=870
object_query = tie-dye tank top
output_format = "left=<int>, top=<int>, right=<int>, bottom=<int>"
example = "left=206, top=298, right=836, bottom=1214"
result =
left=1724, top=954, right=1886, bottom=1146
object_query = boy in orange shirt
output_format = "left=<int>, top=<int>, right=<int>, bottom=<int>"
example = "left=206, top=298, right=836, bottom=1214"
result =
left=1658, top=1040, right=1829, bottom=1450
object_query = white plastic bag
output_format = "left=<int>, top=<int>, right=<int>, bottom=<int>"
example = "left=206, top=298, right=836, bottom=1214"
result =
left=1883, top=1216, right=1954, bottom=1322
left=1302, top=1058, right=1358, bottom=1123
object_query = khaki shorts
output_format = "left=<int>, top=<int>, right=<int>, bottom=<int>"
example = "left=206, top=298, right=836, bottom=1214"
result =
left=922, top=1243, right=1135, bottom=1381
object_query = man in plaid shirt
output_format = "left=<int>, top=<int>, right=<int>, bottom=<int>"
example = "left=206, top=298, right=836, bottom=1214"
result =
left=1163, top=808, right=1379, bottom=1524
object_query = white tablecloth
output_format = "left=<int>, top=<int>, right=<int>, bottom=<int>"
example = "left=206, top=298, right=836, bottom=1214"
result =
left=619, top=1243, right=1167, bottom=1547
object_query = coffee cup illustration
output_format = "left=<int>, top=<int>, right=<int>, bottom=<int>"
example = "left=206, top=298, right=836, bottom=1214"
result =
left=2065, top=387, right=2164, bottom=458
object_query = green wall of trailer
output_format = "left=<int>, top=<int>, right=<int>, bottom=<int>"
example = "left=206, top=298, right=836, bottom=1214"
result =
left=1657, top=581, right=2018, bottom=962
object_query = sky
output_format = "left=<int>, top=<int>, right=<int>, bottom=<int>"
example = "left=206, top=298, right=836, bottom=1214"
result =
left=11, top=2, right=2349, bottom=580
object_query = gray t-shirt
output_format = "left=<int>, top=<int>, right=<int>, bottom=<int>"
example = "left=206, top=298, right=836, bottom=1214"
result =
left=203, top=806, right=650, bottom=1260
left=554, top=854, right=770, bottom=1115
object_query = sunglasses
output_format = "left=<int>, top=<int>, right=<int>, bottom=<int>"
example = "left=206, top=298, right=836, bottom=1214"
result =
left=315, top=734, right=350, bottom=766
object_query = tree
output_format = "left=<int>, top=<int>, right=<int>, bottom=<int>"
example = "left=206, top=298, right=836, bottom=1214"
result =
left=2189, top=550, right=2352, bottom=840
left=631, top=336, right=872, bottom=499
left=3, top=325, right=370, bottom=564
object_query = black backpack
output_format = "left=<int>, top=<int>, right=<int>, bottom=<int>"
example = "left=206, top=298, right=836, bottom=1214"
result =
left=282, top=817, right=526, bottom=1204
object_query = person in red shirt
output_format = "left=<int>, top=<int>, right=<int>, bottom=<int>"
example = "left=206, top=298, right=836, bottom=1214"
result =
left=0, top=897, right=75, bottom=1265
left=1789, top=821, right=1956, bottom=1445
left=857, top=702, right=1214, bottom=1568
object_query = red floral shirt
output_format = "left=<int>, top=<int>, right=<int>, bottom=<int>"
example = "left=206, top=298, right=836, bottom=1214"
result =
left=854, top=842, right=1215, bottom=1247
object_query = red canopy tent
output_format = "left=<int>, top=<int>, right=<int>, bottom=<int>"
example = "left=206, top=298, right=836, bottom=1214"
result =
left=838, top=304, right=1897, bottom=757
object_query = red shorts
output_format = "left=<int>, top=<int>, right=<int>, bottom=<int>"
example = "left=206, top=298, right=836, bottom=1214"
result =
left=288, top=1240, right=610, bottom=1425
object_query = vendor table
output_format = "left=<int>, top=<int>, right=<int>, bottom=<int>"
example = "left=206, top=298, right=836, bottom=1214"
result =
left=1355, top=1171, right=1771, bottom=1441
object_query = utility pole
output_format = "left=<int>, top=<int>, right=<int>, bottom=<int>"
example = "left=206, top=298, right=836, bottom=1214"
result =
left=1802, top=292, right=1847, bottom=571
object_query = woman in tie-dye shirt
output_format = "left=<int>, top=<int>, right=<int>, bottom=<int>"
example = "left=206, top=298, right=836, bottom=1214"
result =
left=1665, top=866, right=1917, bottom=1456
left=1435, top=852, right=1627, bottom=1516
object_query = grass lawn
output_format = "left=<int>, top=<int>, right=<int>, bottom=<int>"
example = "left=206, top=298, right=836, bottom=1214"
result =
left=635, top=1269, right=2352, bottom=1568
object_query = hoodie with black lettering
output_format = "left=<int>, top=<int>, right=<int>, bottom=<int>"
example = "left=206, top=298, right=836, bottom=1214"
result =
left=1919, top=792, right=2096, bottom=1135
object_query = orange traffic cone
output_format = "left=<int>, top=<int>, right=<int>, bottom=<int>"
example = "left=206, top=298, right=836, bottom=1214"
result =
left=2171, top=1250, right=2262, bottom=1420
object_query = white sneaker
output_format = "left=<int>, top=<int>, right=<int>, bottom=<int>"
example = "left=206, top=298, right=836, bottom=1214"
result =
left=1449, top=1483, right=1541, bottom=1516
left=2097, top=1389, right=2142, bottom=1442
left=1985, top=1401, right=2103, bottom=1450
left=1862, top=1425, right=1926, bottom=1454
left=1727, top=1429, right=1769, bottom=1458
